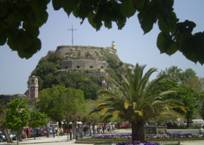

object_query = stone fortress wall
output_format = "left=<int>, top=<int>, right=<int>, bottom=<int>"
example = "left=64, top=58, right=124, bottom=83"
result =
left=55, top=42, right=116, bottom=71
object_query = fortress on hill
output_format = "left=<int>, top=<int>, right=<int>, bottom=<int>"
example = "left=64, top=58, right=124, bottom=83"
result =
left=27, top=42, right=118, bottom=101
left=0, top=42, right=120, bottom=104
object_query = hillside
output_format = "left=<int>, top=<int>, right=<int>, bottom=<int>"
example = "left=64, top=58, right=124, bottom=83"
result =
left=31, top=44, right=130, bottom=99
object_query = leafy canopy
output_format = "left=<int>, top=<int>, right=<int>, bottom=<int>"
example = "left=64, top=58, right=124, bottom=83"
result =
left=176, top=85, right=198, bottom=125
left=5, top=97, right=30, bottom=131
left=29, top=111, right=48, bottom=128
left=159, top=66, right=202, bottom=92
left=0, top=0, right=204, bottom=64
left=0, top=0, right=50, bottom=58
left=37, top=85, right=86, bottom=122
left=157, top=66, right=203, bottom=126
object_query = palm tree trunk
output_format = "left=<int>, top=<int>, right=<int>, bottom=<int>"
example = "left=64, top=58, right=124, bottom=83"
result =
left=131, top=120, right=145, bottom=142
left=186, top=111, right=192, bottom=128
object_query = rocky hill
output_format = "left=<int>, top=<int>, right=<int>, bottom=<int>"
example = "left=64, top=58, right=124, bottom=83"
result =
left=31, top=44, right=130, bottom=99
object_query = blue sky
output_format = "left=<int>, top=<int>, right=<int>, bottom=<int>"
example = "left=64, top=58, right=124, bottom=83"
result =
left=0, top=0, right=204, bottom=94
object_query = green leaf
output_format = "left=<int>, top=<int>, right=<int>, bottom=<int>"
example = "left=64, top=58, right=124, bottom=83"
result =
left=124, top=99, right=130, bottom=109
left=120, top=0, right=136, bottom=17
left=104, top=21, right=112, bottom=29
left=158, top=12, right=177, bottom=33
left=133, top=102, right=137, bottom=109
left=7, top=29, right=41, bottom=59
left=138, top=10, right=156, bottom=33
left=117, top=17, right=126, bottom=29
left=181, top=32, right=204, bottom=64
left=133, top=0, right=145, bottom=10
left=30, top=0, right=49, bottom=27
left=62, top=0, right=79, bottom=16
left=52, top=0, right=62, bottom=10
left=177, top=20, right=196, bottom=34
left=134, top=110, right=143, bottom=117
left=166, top=0, right=174, bottom=8
left=0, top=34, right=6, bottom=45
left=157, top=32, right=177, bottom=55
left=88, top=14, right=102, bottom=30
left=112, top=111, right=119, bottom=118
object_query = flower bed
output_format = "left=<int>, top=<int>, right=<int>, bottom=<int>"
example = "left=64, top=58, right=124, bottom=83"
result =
left=94, top=133, right=131, bottom=139
left=117, top=141, right=159, bottom=145
left=94, top=134, right=160, bottom=145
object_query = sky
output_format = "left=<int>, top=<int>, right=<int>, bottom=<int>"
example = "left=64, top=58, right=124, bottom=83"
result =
left=0, top=0, right=204, bottom=94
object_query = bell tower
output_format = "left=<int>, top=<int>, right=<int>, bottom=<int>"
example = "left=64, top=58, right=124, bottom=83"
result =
left=28, top=76, right=38, bottom=101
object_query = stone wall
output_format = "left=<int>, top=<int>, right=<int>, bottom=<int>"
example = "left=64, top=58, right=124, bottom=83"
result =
left=55, top=45, right=116, bottom=71
left=56, top=45, right=104, bottom=59
left=61, top=59, right=107, bottom=71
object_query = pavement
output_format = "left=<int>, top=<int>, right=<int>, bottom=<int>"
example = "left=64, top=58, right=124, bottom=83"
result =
left=0, top=135, right=88, bottom=145
left=180, top=140, right=204, bottom=145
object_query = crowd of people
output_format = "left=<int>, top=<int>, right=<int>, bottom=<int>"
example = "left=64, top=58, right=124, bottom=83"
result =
left=20, top=122, right=116, bottom=140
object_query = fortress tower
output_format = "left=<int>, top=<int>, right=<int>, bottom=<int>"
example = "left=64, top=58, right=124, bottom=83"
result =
left=112, top=41, right=116, bottom=50
left=28, top=75, right=38, bottom=101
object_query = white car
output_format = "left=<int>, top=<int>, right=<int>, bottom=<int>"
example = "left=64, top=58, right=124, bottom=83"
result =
left=0, top=132, right=6, bottom=142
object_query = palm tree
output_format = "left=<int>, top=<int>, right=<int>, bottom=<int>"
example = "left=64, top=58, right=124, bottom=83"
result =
left=95, top=64, right=180, bottom=142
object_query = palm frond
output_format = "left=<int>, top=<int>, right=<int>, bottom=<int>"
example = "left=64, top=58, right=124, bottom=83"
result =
left=97, top=90, right=116, bottom=98
left=132, top=101, right=137, bottom=109
left=159, top=109, right=183, bottom=120
left=92, top=63, right=184, bottom=126
left=89, top=108, right=101, bottom=114
left=159, top=90, right=177, bottom=96
left=133, top=64, right=146, bottom=92
left=134, top=110, right=144, bottom=117
left=124, top=99, right=130, bottom=109
left=152, top=100, right=163, bottom=106
left=102, top=114, right=113, bottom=122
left=138, top=67, right=157, bottom=96
left=145, top=75, right=166, bottom=95
left=97, top=103, right=109, bottom=108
